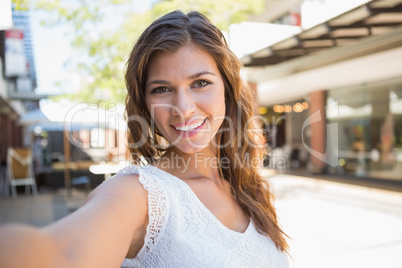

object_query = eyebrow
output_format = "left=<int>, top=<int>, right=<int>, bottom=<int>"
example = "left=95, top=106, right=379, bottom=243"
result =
left=146, top=71, right=217, bottom=88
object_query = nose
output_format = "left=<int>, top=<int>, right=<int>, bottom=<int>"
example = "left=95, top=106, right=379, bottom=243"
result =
left=172, top=88, right=196, bottom=118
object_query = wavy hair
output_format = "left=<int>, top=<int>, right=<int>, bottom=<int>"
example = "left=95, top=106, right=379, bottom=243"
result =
left=125, top=10, right=288, bottom=252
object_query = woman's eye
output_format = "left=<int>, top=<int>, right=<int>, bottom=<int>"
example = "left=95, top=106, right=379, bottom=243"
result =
left=193, top=80, right=211, bottom=88
left=151, top=87, right=170, bottom=94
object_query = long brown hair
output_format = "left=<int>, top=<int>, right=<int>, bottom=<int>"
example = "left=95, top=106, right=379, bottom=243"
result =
left=125, top=10, right=288, bottom=252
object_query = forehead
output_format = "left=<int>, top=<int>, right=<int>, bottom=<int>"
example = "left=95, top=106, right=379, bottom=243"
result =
left=146, top=44, right=219, bottom=80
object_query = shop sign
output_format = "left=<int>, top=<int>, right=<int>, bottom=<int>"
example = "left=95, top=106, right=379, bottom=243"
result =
left=5, top=29, right=28, bottom=77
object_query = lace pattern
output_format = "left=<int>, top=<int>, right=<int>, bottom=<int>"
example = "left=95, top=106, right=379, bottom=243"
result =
left=116, top=165, right=288, bottom=268
left=114, top=165, right=169, bottom=266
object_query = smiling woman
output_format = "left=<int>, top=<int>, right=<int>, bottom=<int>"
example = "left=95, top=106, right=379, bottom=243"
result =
left=123, top=10, right=289, bottom=267
left=145, top=44, right=226, bottom=153
left=0, top=10, right=289, bottom=268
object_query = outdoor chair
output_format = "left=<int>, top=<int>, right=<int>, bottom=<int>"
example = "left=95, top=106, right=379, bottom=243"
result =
left=6, top=147, right=38, bottom=198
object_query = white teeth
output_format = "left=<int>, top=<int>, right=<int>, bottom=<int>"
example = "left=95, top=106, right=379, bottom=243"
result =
left=175, top=119, right=205, bottom=131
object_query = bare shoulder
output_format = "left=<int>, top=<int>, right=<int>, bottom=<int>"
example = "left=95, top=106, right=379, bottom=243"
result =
left=83, top=173, right=149, bottom=239
left=83, top=173, right=148, bottom=221
left=87, top=173, right=147, bottom=204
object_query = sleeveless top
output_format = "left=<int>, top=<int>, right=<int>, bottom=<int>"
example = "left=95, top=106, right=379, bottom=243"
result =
left=114, top=165, right=289, bottom=268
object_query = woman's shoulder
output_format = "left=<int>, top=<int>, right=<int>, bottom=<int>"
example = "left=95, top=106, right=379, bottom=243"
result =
left=89, top=168, right=146, bottom=206
left=113, top=164, right=167, bottom=180
left=113, top=164, right=180, bottom=188
left=112, top=164, right=141, bottom=178
left=85, top=165, right=152, bottom=215
left=105, top=164, right=174, bottom=206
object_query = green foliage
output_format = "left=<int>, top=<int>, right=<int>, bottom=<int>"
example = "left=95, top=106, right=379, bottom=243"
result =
left=37, top=0, right=264, bottom=104
left=12, top=0, right=30, bottom=10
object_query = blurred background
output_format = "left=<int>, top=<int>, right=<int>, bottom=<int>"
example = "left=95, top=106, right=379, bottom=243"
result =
left=0, top=0, right=401, bottom=267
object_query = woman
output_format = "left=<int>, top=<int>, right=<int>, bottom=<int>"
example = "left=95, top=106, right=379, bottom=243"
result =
left=0, top=10, right=288, bottom=268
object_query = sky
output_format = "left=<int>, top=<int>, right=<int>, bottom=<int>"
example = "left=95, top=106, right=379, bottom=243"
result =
left=31, top=0, right=153, bottom=95
left=31, top=11, right=72, bottom=95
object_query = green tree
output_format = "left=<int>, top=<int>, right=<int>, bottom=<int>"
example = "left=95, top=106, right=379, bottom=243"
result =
left=12, top=0, right=30, bottom=10
left=30, top=0, right=264, bottom=104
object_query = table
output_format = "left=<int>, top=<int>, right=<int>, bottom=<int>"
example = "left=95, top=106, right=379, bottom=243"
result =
left=89, top=161, right=129, bottom=180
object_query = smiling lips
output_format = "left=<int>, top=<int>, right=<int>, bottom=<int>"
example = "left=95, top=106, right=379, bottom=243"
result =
left=172, top=118, right=207, bottom=132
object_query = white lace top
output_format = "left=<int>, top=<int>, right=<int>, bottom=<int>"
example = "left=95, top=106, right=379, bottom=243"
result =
left=115, top=165, right=289, bottom=268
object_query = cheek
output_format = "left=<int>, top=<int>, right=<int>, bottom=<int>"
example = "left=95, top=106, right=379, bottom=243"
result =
left=215, top=86, right=226, bottom=116
left=150, top=107, right=169, bottom=129
left=203, top=89, right=226, bottom=128
left=203, top=83, right=226, bottom=114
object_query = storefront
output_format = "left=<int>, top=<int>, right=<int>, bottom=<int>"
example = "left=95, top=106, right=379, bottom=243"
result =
left=326, top=78, right=402, bottom=180
left=259, top=99, right=311, bottom=170
left=243, top=1, right=402, bottom=180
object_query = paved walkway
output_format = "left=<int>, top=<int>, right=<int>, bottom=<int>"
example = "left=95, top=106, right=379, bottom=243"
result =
left=266, top=172, right=402, bottom=268
left=1, top=170, right=402, bottom=267
left=0, top=189, right=87, bottom=227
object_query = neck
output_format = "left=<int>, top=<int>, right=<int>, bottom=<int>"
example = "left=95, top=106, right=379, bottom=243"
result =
left=154, top=146, right=222, bottom=184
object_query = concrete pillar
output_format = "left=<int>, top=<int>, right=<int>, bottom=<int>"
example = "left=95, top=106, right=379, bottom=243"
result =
left=309, top=90, right=327, bottom=173
left=370, top=90, right=393, bottom=164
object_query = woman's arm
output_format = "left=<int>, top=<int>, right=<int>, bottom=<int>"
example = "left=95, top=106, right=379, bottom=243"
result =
left=0, top=174, right=148, bottom=268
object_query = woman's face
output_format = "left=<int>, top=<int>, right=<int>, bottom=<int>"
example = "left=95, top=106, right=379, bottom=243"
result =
left=145, top=43, right=226, bottom=154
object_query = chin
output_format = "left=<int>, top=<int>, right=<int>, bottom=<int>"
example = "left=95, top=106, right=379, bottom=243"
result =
left=175, top=141, right=210, bottom=155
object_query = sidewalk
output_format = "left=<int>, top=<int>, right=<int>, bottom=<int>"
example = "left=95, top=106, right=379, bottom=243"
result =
left=1, top=170, right=402, bottom=267
left=0, top=164, right=88, bottom=227
left=0, top=189, right=87, bottom=227
left=267, top=172, right=402, bottom=268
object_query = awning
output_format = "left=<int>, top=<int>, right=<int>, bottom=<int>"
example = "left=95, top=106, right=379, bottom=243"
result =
left=18, top=101, right=127, bottom=131
left=242, top=0, right=402, bottom=67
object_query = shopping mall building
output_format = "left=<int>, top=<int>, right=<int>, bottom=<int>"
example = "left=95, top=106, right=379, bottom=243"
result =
left=242, top=0, right=402, bottom=181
